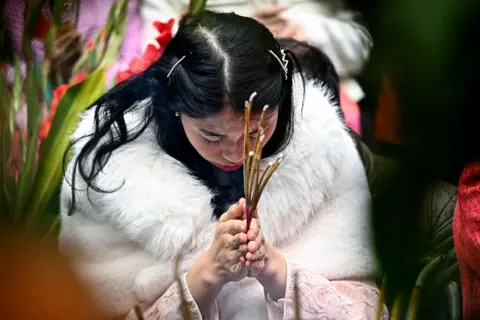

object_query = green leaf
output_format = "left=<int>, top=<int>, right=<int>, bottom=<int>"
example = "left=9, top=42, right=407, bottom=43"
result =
left=43, top=25, right=57, bottom=59
left=26, top=67, right=106, bottom=225
left=23, top=0, right=49, bottom=58
left=189, top=0, right=208, bottom=13
left=71, top=1, right=126, bottom=77
left=15, top=63, right=43, bottom=219
left=11, top=57, right=24, bottom=125
left=88, top=47, right=98, bottom=71
left=0, top=70, right=12, bottom=213
left=51, top=0, right=65, bottom=25
left=96, top=0, right=129, bottom=72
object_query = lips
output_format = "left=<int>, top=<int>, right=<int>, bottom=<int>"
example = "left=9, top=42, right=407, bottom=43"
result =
left=218, top=164, right=242, bottom=172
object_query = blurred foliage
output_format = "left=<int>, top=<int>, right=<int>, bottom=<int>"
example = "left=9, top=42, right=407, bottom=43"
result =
left=0, top=0, right=130, bottom=235
left=347, top=0, right=479, bottom=318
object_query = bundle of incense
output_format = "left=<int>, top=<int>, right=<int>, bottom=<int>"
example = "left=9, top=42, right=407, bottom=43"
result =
left=243, top=92, right=284, bottom=231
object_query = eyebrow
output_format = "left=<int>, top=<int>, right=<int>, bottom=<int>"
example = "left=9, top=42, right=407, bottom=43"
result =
left=199, top=113, right=276, bottom=137
left=200, top=125, right=269, bottom=137
left=200, top=130, right=225, bottom=137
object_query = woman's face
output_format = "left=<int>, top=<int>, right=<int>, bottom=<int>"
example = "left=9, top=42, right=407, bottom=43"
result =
left=180, top=107, right=279, bottom=172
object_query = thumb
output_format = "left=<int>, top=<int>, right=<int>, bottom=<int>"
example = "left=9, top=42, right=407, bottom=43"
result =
left=219, top=198, right=245, bottom=222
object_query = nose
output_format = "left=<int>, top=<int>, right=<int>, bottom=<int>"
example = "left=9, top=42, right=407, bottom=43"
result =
left=222, top=141, right=243, bottom=164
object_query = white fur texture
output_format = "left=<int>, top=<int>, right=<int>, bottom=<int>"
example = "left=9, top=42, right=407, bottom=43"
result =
left=59, top=77, right=378, bottom=317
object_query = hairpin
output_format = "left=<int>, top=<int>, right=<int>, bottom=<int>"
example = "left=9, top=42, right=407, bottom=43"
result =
left=243, top=93, right=284, bottom=231
left=166, top=55, right=187, bottom=78
left=268, top=49, right=288, bottom=79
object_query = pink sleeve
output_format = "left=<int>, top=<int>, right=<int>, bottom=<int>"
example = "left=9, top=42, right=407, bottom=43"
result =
left=126, top=273, right=219, bottom=320
left=265, top=262, right=388, bottom=320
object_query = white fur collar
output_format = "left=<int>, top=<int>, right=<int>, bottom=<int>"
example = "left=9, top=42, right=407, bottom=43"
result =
left=63, top=76, right=375, bottom=279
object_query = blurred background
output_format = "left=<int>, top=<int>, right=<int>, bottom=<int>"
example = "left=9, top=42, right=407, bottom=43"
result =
left=1, top=0, right=479, bottom=319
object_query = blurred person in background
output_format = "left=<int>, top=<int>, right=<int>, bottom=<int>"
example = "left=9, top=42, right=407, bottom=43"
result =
left=2, top=0, right=143, bottom=85
left=1, top=0, right=144, bottom=149
left=141, top=0, right=372, bottom=104
left=454, top=160, right=480, bottom=318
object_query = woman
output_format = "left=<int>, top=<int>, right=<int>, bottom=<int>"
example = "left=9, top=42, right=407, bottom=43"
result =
left=141, top=0, right=371, bottom=102
left=60, top=11, right=386, bottom=319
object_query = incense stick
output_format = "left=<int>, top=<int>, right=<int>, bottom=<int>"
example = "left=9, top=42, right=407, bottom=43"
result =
left=244, top=93, right=255, bottom=208
left=243, top=94, right=284, bottom=231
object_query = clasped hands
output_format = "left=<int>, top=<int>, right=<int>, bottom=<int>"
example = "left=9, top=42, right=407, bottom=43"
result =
left=205, top=198, right=267, bottom=284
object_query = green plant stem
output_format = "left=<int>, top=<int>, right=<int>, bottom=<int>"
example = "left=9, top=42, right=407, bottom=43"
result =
left=42, top=216, right=60, bottom=239
left=405, top=255, right=444, bottom=320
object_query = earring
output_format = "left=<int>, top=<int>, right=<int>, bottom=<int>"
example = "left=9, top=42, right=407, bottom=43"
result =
left=175, top=112, right=179, bottom=117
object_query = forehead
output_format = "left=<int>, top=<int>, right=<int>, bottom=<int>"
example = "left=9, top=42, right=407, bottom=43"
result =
left=193, top=107, right=277, bottom=131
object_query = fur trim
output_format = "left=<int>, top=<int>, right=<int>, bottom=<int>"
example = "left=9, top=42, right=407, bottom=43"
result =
left=59, top=77, right=377, bottom=316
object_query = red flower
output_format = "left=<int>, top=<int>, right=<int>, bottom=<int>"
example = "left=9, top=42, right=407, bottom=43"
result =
left=116, top=71, right=133, bottom=83
left=87, top=40, right=95, bottom=50
left=156, top=30, right=173, bottom=48
left=51, top=84, right=69, bottom=115
left=153, top=19, right=175, bottom=34
left=39, top=118, right=52, bottom=141
left=143, top=44, right=162, bottom=62
left=154, top=19, right=174, bottom=47
left=39, top=72, right=88, bottom=142
left=71, top=72, right=87, bottom=85
left=129, top=57, right=151, bottom=74
left=33, top=12, right=52, bottom=40
left=115, top=18, right=176, bottom=83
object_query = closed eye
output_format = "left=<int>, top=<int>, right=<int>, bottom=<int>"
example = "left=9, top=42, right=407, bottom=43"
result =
left=202, top=136, right=221, bottom=145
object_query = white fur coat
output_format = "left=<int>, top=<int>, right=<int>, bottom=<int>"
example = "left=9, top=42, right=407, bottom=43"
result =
left=59, top=78, right=378, bottom=318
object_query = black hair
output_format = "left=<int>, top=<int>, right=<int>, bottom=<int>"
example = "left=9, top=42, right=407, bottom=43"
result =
left=277, top=38, right=340, bottom=104
left=65, top=10, right=301, bottom=215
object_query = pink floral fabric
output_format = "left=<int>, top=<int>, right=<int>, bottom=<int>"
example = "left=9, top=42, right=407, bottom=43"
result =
left=127, top=262, right=388, bottom=320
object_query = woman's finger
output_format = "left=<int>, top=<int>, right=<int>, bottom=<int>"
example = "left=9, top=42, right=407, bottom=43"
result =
left=226, top=220, right=244, bottom=236
left=249, top=259, right=265, bottom=271
left=247, top=219, right=260, bottom=240
left=248, top=243, right=266, bottom=261
left=247, top=231, right=264, bottom=253
left=219, top=199, right=245, bottom=223
left=230, top=233, right=247, bottom=249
